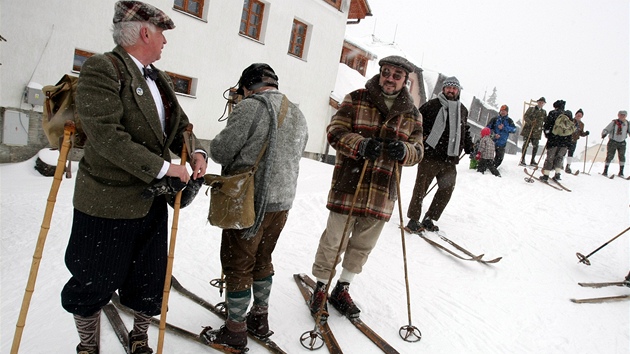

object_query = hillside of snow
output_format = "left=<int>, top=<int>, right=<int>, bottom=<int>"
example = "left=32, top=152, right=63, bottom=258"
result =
left=1, top=152, right=629, bottom=353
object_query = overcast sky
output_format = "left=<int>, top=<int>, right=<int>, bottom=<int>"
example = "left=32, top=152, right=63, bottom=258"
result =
left=345, top=0, right=629, bottom=134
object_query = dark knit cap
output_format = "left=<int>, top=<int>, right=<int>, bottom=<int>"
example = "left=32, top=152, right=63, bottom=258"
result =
left=378, top=55, right=414, bottom=74
left=113, top=1, right=175, bottom=30
left=576, top=108, right=584, bottom=116
left=537, top=97, right=546, bottom=103
left=564, top=110, right=573, bottom=119
left=236, top=63, right=278, bottom=95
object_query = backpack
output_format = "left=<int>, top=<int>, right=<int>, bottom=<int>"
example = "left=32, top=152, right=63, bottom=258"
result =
left=552, top=113, right=576, bottom=136
left=41, top=53, right=124, bottom=149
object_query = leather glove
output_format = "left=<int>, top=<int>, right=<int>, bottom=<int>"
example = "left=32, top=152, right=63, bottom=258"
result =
left=387, top=140, right=406, bottom=161
left=359, top=138, right=382, bottom=160
left=602, top=133, right=607, bottom=139
left=584, top=131, right=590, bottom=135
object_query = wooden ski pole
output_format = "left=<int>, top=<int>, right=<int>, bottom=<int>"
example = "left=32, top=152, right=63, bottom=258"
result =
left=519, top=123, right=535, bottom=165
left=586, top=139, right=605, bottom=175
left=582, top=135, right=588, bottom=174
left=394, top=163, right=421, bottom=342
left=300, top=159, right=369, bottom=350
left=576, top=226, right=630, bottom=265
left=11, top=121, right=76, bottom=354
left=156, top=124, right=192, bottom=354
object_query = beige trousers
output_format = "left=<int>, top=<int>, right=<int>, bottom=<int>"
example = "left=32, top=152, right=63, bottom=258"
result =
left=312, top=211, right=386, bottom=280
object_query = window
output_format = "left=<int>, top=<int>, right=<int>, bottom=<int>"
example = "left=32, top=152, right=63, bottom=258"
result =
left=240, top=0, right=265, bottom=40
left=340, top=45, right=372, bottom=76
left=288, top=19, right=307, bottom=58
left=174, top=0, right=204, bottom=18
left=73, top=49, right=96, bottom=72
left=166, top=72, right=194, bottom=96
left=323, top=0, right=342, bottom=10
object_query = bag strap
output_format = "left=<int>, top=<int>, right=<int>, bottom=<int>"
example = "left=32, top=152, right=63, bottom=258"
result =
left=251, top=95, right=290, bottom=171
left=105, top=53, right=125, bottom=93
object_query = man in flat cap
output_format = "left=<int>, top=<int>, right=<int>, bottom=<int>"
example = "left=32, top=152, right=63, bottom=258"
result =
left=61, top=2, right=207, bottom=353
left=406, top=76, right=473, bottom=233
left=309, top=55, right=423, bottom=320
left=520, top=97, right=547, bottom=166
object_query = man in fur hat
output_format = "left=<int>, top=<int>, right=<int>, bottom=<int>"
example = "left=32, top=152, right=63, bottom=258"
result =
left=309, top=56, right=423, bottom=320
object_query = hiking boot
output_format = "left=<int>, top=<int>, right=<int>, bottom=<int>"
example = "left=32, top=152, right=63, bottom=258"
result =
left=141, top=177, right=186, bottom=199
left=519, top=160, right=526, bottom=166
left=552, top=173, right=561, bottom=181
left=76, top=345, right=98, bottom=354
left=246, top=311, right=273, bottom=339
left=166, top=176, right=204, bottom=208
left=309, top=281, right=329, bottom=322
left=200, top=322, right=247, bottom=349
left=540, top=175, right=549, bottom=182
left=565, top=165, right=572, bottom=174
left=406, top=219, right=423, bottom=233
left=421, top=217, right=439, bottom=232
left=530, top=161, right=537, bottom=166
left=128, top=331, right=153, bottom=354
left=329, top=281, right=361, bottom=318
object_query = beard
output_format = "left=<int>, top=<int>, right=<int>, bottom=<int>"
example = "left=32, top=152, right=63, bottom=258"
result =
left=444, top=91, right=458, bottom=100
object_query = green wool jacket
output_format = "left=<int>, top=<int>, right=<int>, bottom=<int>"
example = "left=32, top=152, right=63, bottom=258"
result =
left=326, top=74, right=424, bottom=221
left=521, top=106, right=547, bottom=140
left=74, top=46, right=201, bottom=219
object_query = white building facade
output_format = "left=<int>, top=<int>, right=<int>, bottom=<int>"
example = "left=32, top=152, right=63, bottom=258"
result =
left=0, top=0, right=365, bottom=162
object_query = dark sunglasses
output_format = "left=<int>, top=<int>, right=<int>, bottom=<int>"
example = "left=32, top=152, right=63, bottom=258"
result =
left=380, top=68, right=405, bottom=81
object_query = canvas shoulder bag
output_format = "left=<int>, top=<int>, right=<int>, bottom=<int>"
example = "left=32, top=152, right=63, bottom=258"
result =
left=204, top=95, right=289, bottom=230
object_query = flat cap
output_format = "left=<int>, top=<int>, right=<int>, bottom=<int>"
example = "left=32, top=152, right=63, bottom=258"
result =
left=113, top=1, right=175, bottom=30
left=379, top=55, right=414, bottom=74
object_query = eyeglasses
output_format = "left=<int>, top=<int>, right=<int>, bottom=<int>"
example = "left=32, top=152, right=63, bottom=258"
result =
left=380, top=68, right=405, bottom=81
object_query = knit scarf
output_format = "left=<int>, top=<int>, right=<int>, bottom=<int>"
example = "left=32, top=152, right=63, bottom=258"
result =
left=425, top=92, right=461, bottom=156
left=615, top=119, right=624, bottom=135
left=241, top=94, right=278, bottom=240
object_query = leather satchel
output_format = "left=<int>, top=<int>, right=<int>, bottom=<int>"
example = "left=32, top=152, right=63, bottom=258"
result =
left=204, top=96, right=288, bottom=229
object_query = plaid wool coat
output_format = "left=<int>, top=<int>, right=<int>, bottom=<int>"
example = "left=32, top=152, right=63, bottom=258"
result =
left=326, top=74, right=424, bottom=221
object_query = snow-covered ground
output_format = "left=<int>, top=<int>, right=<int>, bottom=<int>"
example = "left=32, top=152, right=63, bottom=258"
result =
left=1, top=150, right=629, bottom=353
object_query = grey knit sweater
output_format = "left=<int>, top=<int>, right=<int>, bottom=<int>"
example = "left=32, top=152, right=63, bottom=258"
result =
left=209, top=89, right=308, bottom=213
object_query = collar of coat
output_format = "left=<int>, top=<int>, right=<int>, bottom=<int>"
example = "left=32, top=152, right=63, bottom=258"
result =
left=365, top=74, right=418, bottom=121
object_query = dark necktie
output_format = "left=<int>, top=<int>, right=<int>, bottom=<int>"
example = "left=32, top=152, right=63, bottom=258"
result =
left=143, top=67, right=159, bottom=81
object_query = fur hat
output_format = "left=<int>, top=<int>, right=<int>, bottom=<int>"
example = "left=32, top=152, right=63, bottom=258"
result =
left=378, top=55, right=414, bottom=74
left=442, top=76, right=461, bottom=90
left=537, top=97, right=546, bottom=103
left=236, top=63, right=278, bottom=95
left=113, top=1, right=175, bottom=30
left=481, top=127, right=491, bottom=137
left=553, top=100, right=566, bottom=110
left=500, top=105, right=509, bottom=112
